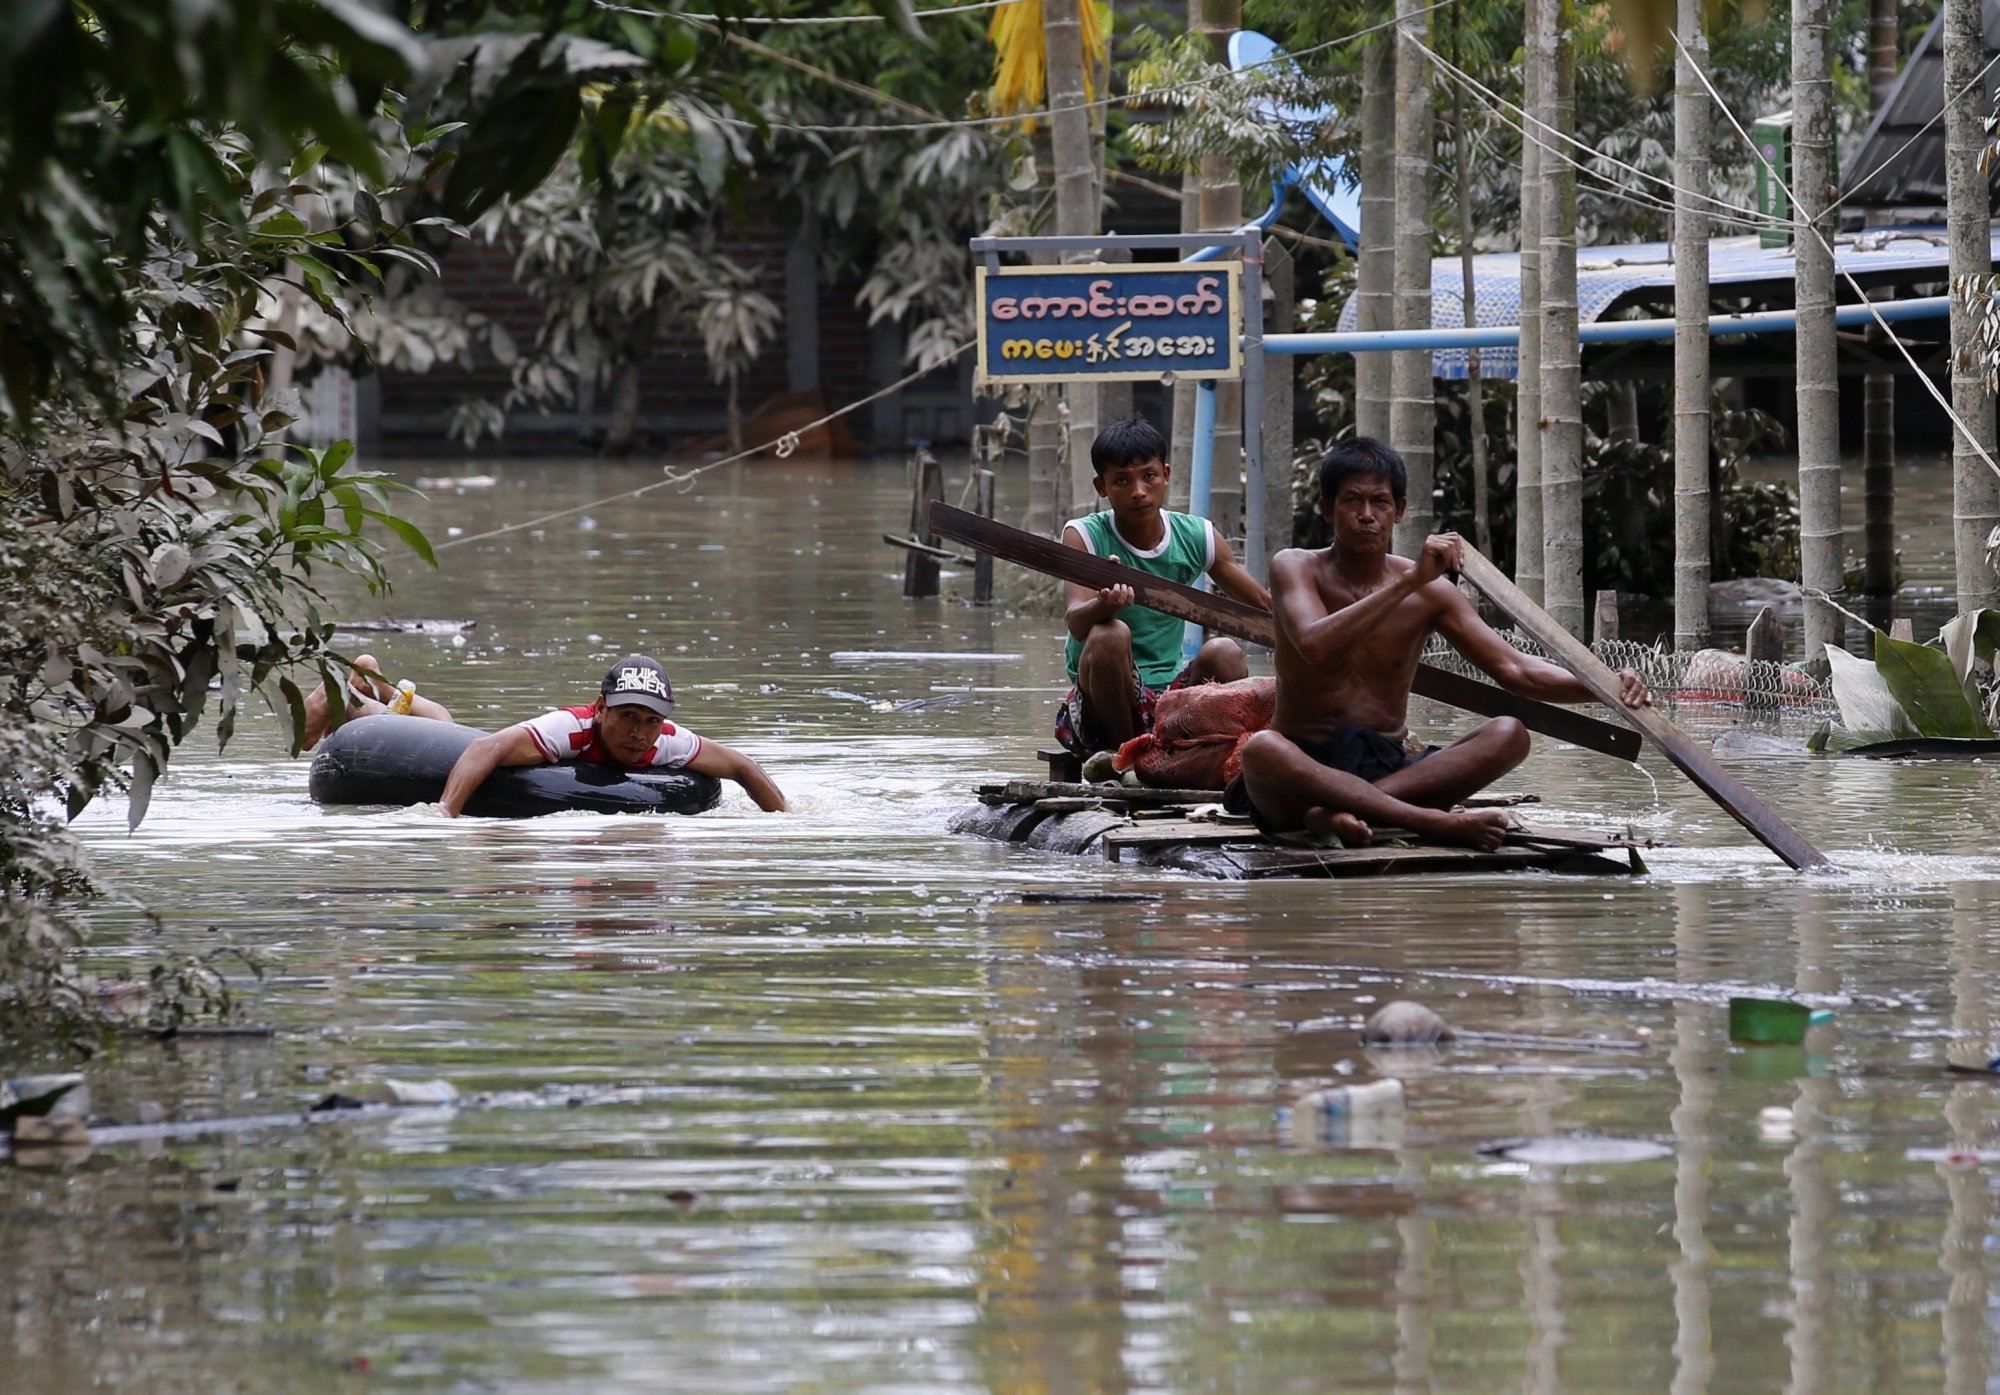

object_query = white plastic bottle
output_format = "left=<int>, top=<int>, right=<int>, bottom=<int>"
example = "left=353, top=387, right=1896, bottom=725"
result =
left=1295, top=1077, right=1404, bottom=1117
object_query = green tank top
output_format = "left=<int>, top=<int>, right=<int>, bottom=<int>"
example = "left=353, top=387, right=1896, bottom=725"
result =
left=1062, top=509, right=1215, bottom=690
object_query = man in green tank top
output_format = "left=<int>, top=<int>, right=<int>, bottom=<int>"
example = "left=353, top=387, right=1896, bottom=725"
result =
left=1055, top=418, right=1272, bottom=758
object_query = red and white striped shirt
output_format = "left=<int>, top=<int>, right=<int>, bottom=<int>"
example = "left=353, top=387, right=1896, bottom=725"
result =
left=520, top=705, right=702, bottom=770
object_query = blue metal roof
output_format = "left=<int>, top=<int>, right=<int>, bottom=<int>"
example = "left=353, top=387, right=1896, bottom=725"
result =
left=1335, top=225, right=1993, bottom=379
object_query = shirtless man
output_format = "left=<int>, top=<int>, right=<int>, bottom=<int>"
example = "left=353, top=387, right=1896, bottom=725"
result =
left=1231, top=438, right=1650, bottom=850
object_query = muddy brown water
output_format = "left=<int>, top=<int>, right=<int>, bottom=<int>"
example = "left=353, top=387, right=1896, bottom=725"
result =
left=6, top=455, right=1997, bottom=1394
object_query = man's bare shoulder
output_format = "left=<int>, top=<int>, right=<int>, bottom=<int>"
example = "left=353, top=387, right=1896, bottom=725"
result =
left=1269, top=546, right=1328, bottom=585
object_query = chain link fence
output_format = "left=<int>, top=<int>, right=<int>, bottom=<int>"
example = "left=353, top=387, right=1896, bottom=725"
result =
left=1420, top=631, right=1841, bottom=736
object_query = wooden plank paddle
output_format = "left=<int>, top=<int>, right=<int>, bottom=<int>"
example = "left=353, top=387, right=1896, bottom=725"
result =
left=1454, top=543, right=1830, bottom=871
left=928, top=502, right=1642, bottom=763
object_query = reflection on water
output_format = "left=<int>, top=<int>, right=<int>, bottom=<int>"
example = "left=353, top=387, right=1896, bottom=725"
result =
left=7, top=457, right=2000, bottom=1393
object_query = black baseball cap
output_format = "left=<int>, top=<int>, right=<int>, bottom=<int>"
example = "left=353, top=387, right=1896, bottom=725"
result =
left=600, top=655, right=674, bottom=716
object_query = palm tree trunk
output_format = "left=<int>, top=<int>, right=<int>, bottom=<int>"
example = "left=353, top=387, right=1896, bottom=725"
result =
left=1516, top=0, right=1545, bottom=601
left=1044, top=0, right=1100, bottom=522
left=1794, top=0, right=1843, bottom=658
left=1538, top=0, right=1584, bottom=637
left=1356, top=34, right=1395, bottom=443
left=1672, top=0, right=1712, bottom=650
left=1947, top=0, right=2000, bottom=614
left=1450, top=8, right=1489, bottom=554
left=1389, top=0, right=1435, bottom=555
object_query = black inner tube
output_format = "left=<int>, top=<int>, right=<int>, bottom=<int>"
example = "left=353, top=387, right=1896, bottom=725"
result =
left=307, top=714, right=723, bottom=818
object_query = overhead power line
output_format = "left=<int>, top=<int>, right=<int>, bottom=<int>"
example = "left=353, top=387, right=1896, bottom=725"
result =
left=1669, top=28, right=2000, bottom=486
left=592, top=0, right=1455, bottom=135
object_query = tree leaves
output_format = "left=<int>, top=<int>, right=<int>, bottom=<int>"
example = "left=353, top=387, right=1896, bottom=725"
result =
left=1873, top=631, right=1994, bottom=740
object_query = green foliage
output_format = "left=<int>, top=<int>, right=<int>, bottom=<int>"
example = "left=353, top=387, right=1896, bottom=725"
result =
left=435, top=1, right=1011, bottom=450
left=0, top=0, right=702, bottom=433
left=1121, top=27, right=1349, bottom=195
left=1823, top=610, right=2000, bottom=747
left=1, top=134, right=434, bottom=1042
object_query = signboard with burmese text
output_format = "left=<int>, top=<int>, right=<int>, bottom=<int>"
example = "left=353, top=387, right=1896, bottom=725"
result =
left=974, top=262, right=1242, bottom=384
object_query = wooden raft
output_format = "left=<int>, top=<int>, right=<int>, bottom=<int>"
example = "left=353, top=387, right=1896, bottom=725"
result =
left=952, top=777, right=1653, bottom=880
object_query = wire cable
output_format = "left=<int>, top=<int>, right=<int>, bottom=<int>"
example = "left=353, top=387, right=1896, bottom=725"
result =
left=592, top=0, right=1458, bottom=135
left=660, top=0, right=1015, bottom=23
left=1408, top=29, right=1778, bottom=231
left=1826, top=47, right=2000, bottom=218
left=435, top=341, right=976, bottom=552
left=1671, top=27, right=2000, bottom=483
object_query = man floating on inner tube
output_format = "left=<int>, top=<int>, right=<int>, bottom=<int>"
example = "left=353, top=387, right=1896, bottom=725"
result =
left=304, top=653, right=786, bottom=816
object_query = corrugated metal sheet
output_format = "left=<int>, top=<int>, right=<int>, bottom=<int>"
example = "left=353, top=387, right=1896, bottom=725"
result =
left=1840, top=0, right=2000, bottom=209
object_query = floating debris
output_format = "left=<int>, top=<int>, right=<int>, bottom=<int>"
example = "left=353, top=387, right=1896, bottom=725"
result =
left=1015, top=890, right=1163, bottom=905
left=1494, top=1137, right=1672, bottom=1166
left=1729, top=996, right=1833, bottom=1045
left=829, top=650, right=1025, bottom=663
left=332, top=618, right=478, bottom=635
left=1362, top=1001, right=1456, bottom=1046
left=1757, top=1106, right=1796, bottom=1140
left=1, top=1075, right=86, bottom=1126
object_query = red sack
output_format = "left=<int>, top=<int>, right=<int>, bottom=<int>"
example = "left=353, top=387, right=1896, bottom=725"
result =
left=1113, top=676, right=1276, bottom=790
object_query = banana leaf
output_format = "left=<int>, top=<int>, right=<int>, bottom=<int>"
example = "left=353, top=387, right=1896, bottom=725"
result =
left=1873, top=631, right=1994, bottom=739
left=1940, top=608, right=2000, bottom=714
left=1824, top=643, right=1917, bottom=738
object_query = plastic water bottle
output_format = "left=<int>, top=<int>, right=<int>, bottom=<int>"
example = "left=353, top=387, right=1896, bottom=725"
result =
left=1281, top=1076, right=1407, bottom=1146
left=1295, top=1077, right=1404, bottom=1118
left=387, top=679, right=417, bottom=715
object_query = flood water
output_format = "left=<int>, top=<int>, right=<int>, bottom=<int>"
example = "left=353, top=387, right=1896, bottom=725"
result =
left=7, top=453, right=1999, bottom=1394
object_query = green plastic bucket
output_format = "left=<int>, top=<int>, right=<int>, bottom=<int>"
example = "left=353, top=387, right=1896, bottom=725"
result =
left=1728, top=996, right=1833, bottom=1045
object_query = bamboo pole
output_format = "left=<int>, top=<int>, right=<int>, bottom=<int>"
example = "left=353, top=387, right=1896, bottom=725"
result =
left=1448, top=0, right=1490, bottom=554
left=1515, top=0, right=1545, bottom=601
left=1538, top=0, right=1584, bottom=637
left=1786, top=891, right=1838, bottom=1395
left=1794, top=0, right=1844, bottom=661
left=1946, top=0, right=2000, bottom=614
left=1356, top=34, right=1396, bottom=443
left=1669, top=886, right=1715, bottom=1395
left=1862, top=0, right=1898, bottom=599
left=1943, top=885, right=1993, bottom=1395
left=1672, top=0, right=1712, bottom=650
left=1261, top=235, right=1296, bottom=576
left=1390, top=0, right=1436, bottom=555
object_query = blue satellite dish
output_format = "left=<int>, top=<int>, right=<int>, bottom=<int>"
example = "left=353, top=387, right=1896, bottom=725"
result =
left=1227, top=29, right=1360, bottom=249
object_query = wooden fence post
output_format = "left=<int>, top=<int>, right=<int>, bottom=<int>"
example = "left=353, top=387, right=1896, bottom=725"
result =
left=903, top=446, right=943, bottom=599
left=1745, top=606, right=1784, bottom=663
left=1593, top=589, right=1619, bottom=644
left=973, top=468, right=996, bottom=606
left=1745, top=605, right=1783, bottom=713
